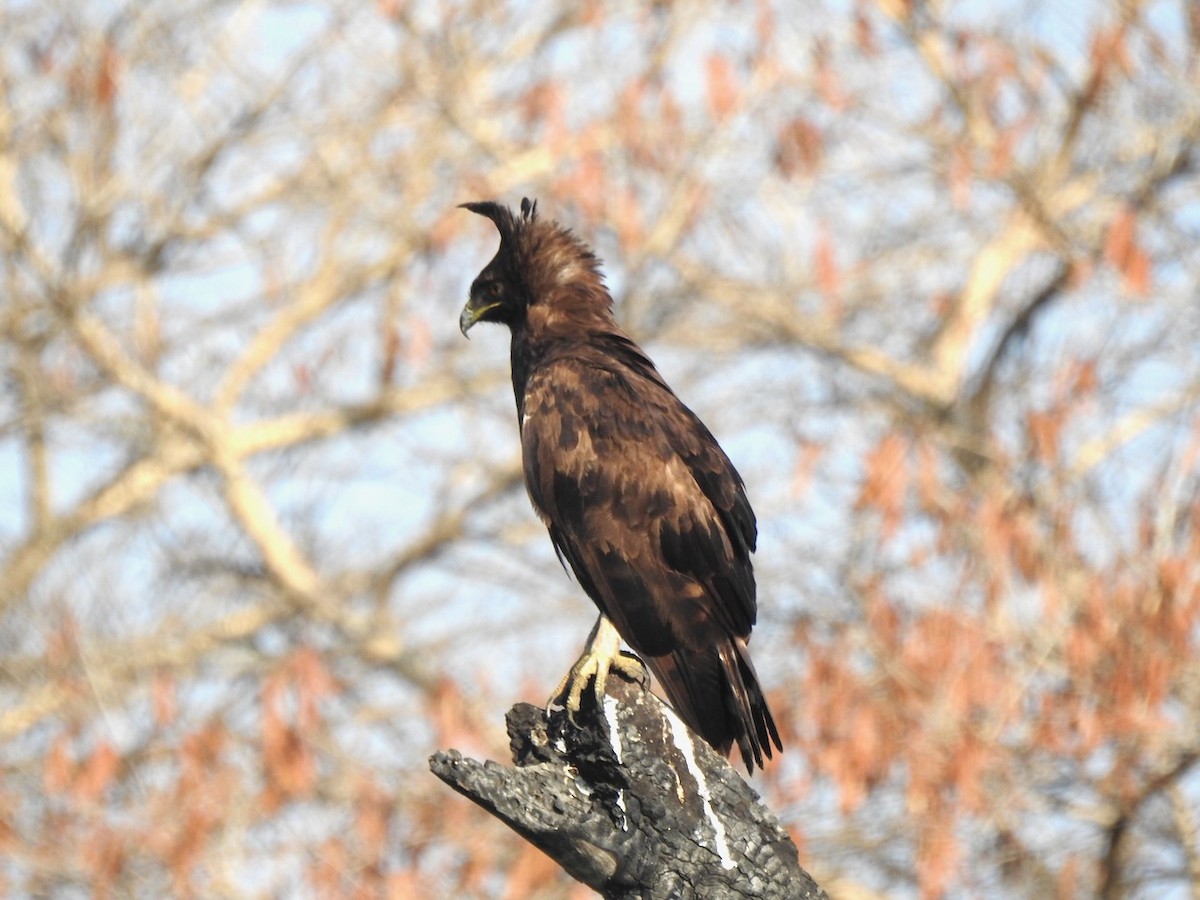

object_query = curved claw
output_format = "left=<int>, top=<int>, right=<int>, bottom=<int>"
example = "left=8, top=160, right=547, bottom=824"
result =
left=548, top=616, right=647, bottom=717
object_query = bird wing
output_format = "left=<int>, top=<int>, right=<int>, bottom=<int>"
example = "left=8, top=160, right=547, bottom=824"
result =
left=520, top=346, right=756, bottom=650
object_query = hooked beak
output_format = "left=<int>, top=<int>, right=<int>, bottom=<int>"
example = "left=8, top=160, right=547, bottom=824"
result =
left=459, top=304, right=477, bottom=339
left=458, top=301, right=500, bottom=338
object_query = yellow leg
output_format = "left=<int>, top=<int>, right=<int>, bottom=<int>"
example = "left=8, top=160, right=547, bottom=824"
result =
left=549, top=615, right=647, bottom=715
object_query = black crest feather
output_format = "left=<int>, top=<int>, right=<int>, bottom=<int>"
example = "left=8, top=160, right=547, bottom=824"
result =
left=460, top=197, right=538, bottom=244
left=459, top=200, right=521, bottom=242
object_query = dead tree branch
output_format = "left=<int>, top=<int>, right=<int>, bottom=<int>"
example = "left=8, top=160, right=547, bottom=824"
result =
left=430, top=672, right=825, bottom=899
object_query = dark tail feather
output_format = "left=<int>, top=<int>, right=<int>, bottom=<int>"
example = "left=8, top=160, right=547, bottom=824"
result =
left=719, top=637, right=783, bottom=773
left=645, top=638, right=782, bottom=773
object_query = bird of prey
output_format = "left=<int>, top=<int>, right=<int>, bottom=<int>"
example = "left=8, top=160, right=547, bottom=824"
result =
left=458, top=198, right=781, bottom=772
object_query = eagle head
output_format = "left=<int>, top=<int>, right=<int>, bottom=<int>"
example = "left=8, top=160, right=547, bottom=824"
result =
left=458, top=198, right=607, bottom=337
left=458, top=198, right=538, bottom=337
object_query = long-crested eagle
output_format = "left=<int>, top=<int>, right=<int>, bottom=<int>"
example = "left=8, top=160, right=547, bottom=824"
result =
left=458, top=198, right=782, bottom=771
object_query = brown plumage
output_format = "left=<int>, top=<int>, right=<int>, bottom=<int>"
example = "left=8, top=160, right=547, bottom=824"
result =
left=458, top=198, right=782, bottom=772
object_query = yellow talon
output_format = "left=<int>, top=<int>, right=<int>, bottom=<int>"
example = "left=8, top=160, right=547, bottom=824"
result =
left=549, top=615, right=647, bottom=717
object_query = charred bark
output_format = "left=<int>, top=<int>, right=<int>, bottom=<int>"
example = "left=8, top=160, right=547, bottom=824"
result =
left=430, top=671, right=826, bottom=899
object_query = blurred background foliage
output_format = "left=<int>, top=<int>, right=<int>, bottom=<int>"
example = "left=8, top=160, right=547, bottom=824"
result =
left=2, top=1, right=1199, bottom=897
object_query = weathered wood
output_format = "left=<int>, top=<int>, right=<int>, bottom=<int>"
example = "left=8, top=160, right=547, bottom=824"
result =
left=430, top=672, right=827, bottom=899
